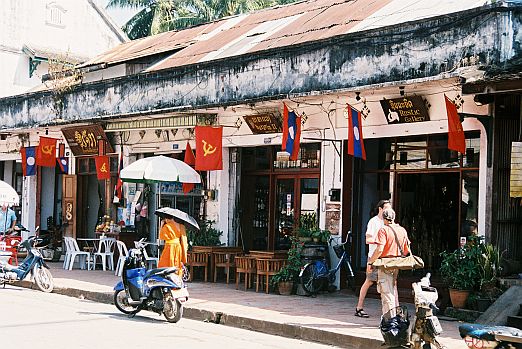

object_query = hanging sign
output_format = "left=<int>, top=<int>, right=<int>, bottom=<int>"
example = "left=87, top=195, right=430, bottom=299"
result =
left=380, top=96, right=430, bottom=124
left=243, top=114, right=282, bottom=134
left=510, top=142, right=522, bottom=198
left=62, top=124, right=113, bottom=156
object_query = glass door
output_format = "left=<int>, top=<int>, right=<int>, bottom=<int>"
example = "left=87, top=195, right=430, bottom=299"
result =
left=275, top=178, right=295, bottom=249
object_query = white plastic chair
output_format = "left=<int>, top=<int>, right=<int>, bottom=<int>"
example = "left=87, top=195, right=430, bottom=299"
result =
left=65, top=237, right=90, bottom=270
left=62, top=238, right=71, bottom=269
left=93, top=237, right=116, bottom=271
left=139, top=242, right=158, bottom=269
left=115, top=240, right=129, bottom=277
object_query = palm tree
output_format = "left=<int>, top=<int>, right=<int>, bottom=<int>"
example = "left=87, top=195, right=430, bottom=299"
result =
left=107, top=0, right=282, bottom=40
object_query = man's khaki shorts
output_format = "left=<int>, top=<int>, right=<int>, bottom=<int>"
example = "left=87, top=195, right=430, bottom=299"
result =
left=366, top=268, right=378, bottom=282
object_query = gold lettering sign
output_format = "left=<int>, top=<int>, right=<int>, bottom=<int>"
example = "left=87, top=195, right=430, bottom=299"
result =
left=62, top=124, right=113, bottom=156
left=380, top=96, right=430, bottom=124
left=510, top=142, right=522, bottom=198
left=243, top=114, right=282, bottom=134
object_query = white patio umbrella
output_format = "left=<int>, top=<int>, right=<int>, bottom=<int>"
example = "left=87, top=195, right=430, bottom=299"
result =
left=120, top=155, right=200, bottom=184
left=120, top=155, right=201, bottom=246
left=0, top=180, right=19, bottom=206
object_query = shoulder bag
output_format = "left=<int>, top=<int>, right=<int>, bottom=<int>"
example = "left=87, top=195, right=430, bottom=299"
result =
left=372, top=226, right=424, bottom=270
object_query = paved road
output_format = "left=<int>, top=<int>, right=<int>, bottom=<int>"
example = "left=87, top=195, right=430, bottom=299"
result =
left=0, top=286, right=338, bottom=349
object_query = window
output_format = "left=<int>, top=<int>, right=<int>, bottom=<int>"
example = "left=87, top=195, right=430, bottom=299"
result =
left=46, top=2, right=66, bottom=28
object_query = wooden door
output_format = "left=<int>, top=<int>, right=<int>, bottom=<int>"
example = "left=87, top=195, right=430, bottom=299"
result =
left=62, top=175, right=77, bottom=238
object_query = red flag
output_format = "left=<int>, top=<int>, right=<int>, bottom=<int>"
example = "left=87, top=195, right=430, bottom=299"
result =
left=183, top=142, right=196, bottom=194
left=445, top=95, right=466, bottom=153
left=95, top=155, right=111, bottom=180
left=36, top=137, right=57, bottom=167
left=114, top=152, right=124, bottom=201
left=282, top=103, right=301, bottom=160
left=195, top=126, right=223, bottom=171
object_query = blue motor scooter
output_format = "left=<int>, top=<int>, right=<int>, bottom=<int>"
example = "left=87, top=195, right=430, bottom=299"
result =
left=113, top=239, right=188, bottom=323
left=459, top=323, right=522, bottom=349
left=0, top=230, right=54, bottom=293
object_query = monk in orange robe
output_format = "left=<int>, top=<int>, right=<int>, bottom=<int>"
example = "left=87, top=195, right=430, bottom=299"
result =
left=158, top=217, right=188, bottom=277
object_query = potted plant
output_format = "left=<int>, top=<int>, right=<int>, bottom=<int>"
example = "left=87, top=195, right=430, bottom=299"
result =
left=476, top=241, right=503, bottom=311
left=440, top=236, right=482, bottom=309
left=271, top=236, right=304, bottom=295
left=297, top=227, right=312, bottom=243
left=187, top=219, right=223, bottom=248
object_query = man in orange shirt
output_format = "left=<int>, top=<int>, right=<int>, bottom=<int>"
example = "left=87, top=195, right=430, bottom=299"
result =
left=367, top=208, right=410, bottom=315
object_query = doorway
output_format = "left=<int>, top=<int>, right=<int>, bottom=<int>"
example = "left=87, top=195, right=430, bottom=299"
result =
left=395, top=172, right=460, bottom=270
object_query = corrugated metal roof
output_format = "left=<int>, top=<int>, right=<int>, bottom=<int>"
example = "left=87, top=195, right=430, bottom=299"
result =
left=83, top=0, right=495, bottom=71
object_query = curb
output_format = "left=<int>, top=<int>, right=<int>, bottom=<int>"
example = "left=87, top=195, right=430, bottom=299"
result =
left=15, top=281, right=383, bottom=349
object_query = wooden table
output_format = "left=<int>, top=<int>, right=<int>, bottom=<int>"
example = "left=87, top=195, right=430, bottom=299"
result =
left=248, top=250, right=288, bottom=259
left=191, top=246, right=244, bottom=281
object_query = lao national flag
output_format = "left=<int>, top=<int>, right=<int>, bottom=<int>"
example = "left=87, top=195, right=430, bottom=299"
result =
left=195, top=126, right=223, bottom=171
left=282, top=103, right=301, bottom=160
left=57, top=157, right=69, bottom=174
left=183, top=142, right=196, bottom=194
left=347, top=105, right=366, bottom=160
left=20, top=146, right=36, bottom=176
left=445, top=95, right=466, bottom=153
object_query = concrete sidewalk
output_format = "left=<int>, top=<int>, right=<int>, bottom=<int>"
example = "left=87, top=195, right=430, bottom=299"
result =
left=16, top=263, right=467, bottom=349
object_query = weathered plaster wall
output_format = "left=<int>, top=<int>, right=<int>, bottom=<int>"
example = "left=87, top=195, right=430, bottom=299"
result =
left=0, top=6, right=518, bottom=128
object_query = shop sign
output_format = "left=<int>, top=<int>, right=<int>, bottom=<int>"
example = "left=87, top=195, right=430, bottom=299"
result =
left=243, top=114, right=282, bottom=134
left=510, top=142, right=522, bottom=197
left=62, top=125, right=113, bottom=156
left=380, top=96, right=430, bottom=124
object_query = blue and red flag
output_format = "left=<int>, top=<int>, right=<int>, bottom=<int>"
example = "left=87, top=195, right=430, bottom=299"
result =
left=57, top=157, right=69, bottom=174
left=347, top=104, right=366, bottom=160
left=20, top=146, right=36, bottom=176
left=282, top=103, right=301, bottom=161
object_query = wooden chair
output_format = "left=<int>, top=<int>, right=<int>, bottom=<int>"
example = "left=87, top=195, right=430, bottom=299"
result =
left=235, top=255, right=257, bottom=290
left=255, top=258, right=287, bottom=294
left=188, top=251, right=210, bottom=282
left=213, top=251, right=238, bottom=284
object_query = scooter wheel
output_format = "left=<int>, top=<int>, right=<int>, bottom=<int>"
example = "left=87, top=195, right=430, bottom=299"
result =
left=163, top=294, right=183, bottom=323
left=34, top=266, right=54, bottom=293
left=114, top=289, right=139, bottom=314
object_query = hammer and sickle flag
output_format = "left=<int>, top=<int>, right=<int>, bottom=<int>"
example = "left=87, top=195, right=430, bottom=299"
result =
left=36, top=136, right=58, bottom=167
left=95, top=155, right=111, bottom=180
left=195, top=126, right=223, bottom=171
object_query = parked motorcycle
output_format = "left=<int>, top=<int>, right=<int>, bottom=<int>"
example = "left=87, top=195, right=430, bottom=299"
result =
left=113, top=239, right=188, bottom=323
left=410, top=273, right=446, bottom=349
left=459, top=323, right=522, bottom=349
left=0, top=232, right=54, bottom=293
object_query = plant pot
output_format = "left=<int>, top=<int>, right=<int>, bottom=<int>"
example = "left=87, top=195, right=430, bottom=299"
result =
left=449, top=289, right=470, bottom=309
left=298, top=237, right=312, bottom=243
left=52, top=249, right=62, bottom=262
left=476, top=297, right=494, bottom=312
left=278, top=281, right=293, bottom=295
left=312, top=238, right=320, bottom=243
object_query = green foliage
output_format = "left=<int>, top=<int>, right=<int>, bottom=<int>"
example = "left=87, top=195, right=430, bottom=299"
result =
left=108, top=0, right=296, bottom=39
left=311, top=229, right=331, bottom=243
left=187, top=220, right=222, bottom=247
left=270, top=236, right=304, bottom=285
left=440, top=236, right=503, bottom=291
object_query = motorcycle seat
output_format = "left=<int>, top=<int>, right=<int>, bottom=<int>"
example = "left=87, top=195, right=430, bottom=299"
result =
left=459, top=324, right=522, bottom=341
left=145, top=267, right=179, bottom=278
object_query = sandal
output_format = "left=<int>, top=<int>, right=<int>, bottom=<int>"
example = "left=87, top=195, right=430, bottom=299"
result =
left=355, top=308, right=370, bottom=318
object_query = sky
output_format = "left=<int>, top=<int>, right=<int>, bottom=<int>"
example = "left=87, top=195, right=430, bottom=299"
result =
left=95, top=0, right=140, bottom=28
